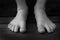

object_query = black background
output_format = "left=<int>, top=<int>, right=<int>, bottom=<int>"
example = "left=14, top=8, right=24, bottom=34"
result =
left=0, top=0, right=60, bottom=17
left=0, top=0, right=60, bottom=40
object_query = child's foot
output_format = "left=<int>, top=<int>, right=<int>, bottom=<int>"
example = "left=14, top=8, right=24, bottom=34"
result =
left=35, top=9, right=56, bottom=33
left=8, top=10, right=26, bottom=32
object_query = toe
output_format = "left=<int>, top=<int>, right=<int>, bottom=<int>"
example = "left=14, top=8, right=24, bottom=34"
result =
left=8, top=23, right=11, bottom=28
left=20, top=29, right=25, bottom=32
left=19, top=23, right=26, bottom=32
left=38, top=25, right=45, bottom=33
left=8, top=23, right=13, bottom=30
left=49, top=26, right=54, bottom=32
left=45, top=25, right=51, bottom=32
left=14, top=25, right=18, bottom=32
left=38, top=28, right=45, bottom=33
left=51, top=24, right=56, bottom=31
left=52, top=24, right=56, bottom=29
left=11, top=25, right=15, bottom=31
left=20, top=27, right=26, bottom=32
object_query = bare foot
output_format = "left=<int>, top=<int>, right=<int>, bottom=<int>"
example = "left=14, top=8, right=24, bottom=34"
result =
left=8, top=10, right=26, bottom=32
left=35, top=9, right=56, bottom=33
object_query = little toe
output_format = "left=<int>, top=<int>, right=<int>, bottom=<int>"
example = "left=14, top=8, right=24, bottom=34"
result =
left=8, top=23, right=13, bottom=30
left=8, top=23, right=11, bottom=28
left=14, top=25, right=18, bottom=32
left=49, top=26, right=54, bottom=32
left=52, top=24, right=56, bottom=29
left=51, top=25, right=56, bottom=31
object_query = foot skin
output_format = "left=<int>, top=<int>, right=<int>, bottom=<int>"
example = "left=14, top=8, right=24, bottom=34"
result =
left=35, top=10, right=56, bottom=33
left=8, top=10, right=26, bottom=33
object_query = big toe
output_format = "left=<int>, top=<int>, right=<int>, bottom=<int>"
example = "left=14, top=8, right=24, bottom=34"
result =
left=20, top=27, right=26, bottom=32
left=38, top=25, right=45, bottom=33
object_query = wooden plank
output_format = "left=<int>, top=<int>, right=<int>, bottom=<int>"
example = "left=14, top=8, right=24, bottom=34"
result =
left=0, top=23, right=59, bottom=40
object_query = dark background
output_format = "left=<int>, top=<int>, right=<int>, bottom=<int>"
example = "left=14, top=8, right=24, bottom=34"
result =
left=0, top=0, right=60, bottom=17
left=0, top=0, right=60, bottom=40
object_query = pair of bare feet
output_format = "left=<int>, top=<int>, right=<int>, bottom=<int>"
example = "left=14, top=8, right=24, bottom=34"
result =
left=8, top=9, right=56, bottom=33
left=8, top=0, right=56, bottom=33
